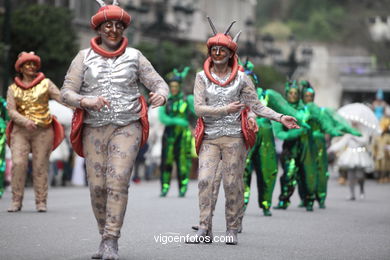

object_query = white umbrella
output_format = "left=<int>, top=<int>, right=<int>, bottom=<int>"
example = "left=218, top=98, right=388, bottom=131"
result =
left=337, top=103, right=380, bottom=136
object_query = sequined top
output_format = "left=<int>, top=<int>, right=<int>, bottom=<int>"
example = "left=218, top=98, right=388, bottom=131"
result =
left=194, top=70, right=282, bottom=139
left=7, top=78, right=61, bottom=128
left=61, top=47, right=169, bottom=127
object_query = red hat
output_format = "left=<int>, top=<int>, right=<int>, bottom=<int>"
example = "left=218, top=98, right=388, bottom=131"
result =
left=207, top=34, right=238, bottom=53
left=206, top=18, right=241, bottom=53
left=90, top=2, right=131, bottom=30
left=14, top=52, right=41, bottom=72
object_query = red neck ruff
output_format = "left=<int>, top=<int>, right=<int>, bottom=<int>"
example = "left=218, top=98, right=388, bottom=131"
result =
left=203, top=55, right=239, bottom=87
left=90, top=36, right=128, bottom=58
left=14, top=72, right=45, bottom=89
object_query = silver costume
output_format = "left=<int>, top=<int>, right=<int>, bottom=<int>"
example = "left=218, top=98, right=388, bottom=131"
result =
left=61, top=47, right=169, bottom=127
left=195, top=70, right=282, bottom=140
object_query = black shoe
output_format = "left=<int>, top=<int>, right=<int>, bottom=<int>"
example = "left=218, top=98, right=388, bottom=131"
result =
left=319, top=200, right=326, bottom=209
left=263, top=208, right=272, bottom=216
left=306, top=201, right=314, bottom=212
left=191, top=225, right=199, bottom=231
left=160, top=190, right=168, bottom=197
left=273, top=201, right=289, bottom=210
left=185, top=228, right=213, bottom=244
left=225, top=230, right=238, bottom=245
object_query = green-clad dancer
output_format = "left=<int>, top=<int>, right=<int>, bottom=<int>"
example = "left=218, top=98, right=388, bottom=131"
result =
left=273, top=80, right=332, bottom=211
left=0, top=97, right=8, bottom=198
left=242, top=61, right=307, bottom=216
left=159, top=67, right=193, bottom=197
left=300, top=80, right=360, bottom=208
left=243, top=90, right=278, bottom=216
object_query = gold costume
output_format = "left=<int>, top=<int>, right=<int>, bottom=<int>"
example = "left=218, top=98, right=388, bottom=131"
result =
left=9, top=78, right=53, bottom=127
left=7, top=77, right=62, bottom=211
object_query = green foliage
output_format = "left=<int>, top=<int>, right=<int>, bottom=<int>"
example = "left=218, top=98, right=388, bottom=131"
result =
left=253, top=65, right=285, bottom=93
left=6, top=4, right=78, bottom=85
left=134, top=40, right=202, bottom=93
left=258, top=0, right=345, bottom=42
left=135, top=40, right=195, bottom=76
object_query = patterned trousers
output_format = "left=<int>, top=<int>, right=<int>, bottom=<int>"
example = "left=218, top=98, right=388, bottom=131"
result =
left=198, top=136, right=247, bottom=231
left=83, top=122, right=141, bottom=239
left=10, top=124, right=53, bottom=208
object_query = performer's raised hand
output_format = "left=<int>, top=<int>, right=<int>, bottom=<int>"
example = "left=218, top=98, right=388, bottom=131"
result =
left=280, top=115, right=300, bottom=129
left=149, top=92, right=166, bottom=108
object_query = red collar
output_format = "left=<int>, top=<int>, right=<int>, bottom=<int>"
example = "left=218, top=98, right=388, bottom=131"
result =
left=14, top=72, right=45, bottom=89
left=203, top=55, right=239, bottom=87
left=90, top=36, right=128, bottom=58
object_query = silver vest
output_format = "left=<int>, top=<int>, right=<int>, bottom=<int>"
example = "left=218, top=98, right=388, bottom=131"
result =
left=199, top=70, right=246, bottom=139
left=80, top=47, right=142, bottom=127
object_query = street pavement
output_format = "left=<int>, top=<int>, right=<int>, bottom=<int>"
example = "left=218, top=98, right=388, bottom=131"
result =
left=0, top=177, right=389, bottom=260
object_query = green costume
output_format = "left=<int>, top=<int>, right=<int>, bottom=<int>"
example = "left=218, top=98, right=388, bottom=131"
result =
left=273, top=80, right=340, bottom=211
left=159, top=67, right=193, bottom=197
left=300, top=81, right=360, bottom=208
left=0, top=97, right=8, bottom=198
left=242, top=66, right=306, bottom=216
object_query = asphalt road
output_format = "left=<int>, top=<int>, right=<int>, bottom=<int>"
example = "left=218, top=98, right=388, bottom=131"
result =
left=0, top=177, right=389, bottom=260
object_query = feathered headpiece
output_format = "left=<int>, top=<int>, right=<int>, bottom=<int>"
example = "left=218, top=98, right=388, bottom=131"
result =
left=285, top=80, right=300, bottom=96
left=167, top=66, right=191, bottom=83
left=300, top=80, right=315, bottom=99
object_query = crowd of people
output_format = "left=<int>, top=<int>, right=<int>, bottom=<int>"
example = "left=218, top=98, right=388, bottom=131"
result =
left=0, top=0, right=389, bottom=259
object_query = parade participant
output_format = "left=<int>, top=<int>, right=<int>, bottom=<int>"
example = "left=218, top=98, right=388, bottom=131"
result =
left=273, top=80, right=342, bottom=211
left=372, top=117, right=390, bottom=183
left=328, top=122, right=374, bottom=200
left=187, top=18, right=299, bottom=245
left=61, top=1, right=169, bottom=259
left=372, top=89, right=390, bottom=121
left=300, top=81, right=332, bottom=208
left=242, top=61, right=304, bottom=217
left=6, top=51, right=64, bottom=212
left=159, top=67, right=193, bottom=197
left=301, top=80, right=361, bottom=207
left=0, top=97, right=8, bottom=198
left=191, top=63, right=304, bottom=232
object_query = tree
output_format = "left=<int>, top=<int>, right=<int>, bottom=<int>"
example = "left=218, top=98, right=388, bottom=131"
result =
left=254, top=65, right=286, bottom=94
left=3, top=4, right=78, bottom=86
left=134, top=40, right=202, bottom=94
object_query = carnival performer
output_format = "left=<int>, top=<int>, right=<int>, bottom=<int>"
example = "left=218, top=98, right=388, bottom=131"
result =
left=190, top=62, right=304, bottom=232
left=186, top=18, right=299, bottom=245
left=61, top=1, right=169, bottom=259
left=372, top=117, right=390, bottom=183
left=372, top=89, right=390, bottom=121
left=0, top=97, right=8, bottom=198
left=159, top=67, right=193, bottom=197
left=242, top=61, right=304, bottom=217
left=328, top=122, right=374, bottom=200
left=300, top=80, right=361, bottom=207
left=6, top=51, right=65, bottom=212
left=273, top=80, right=343, bottom=211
